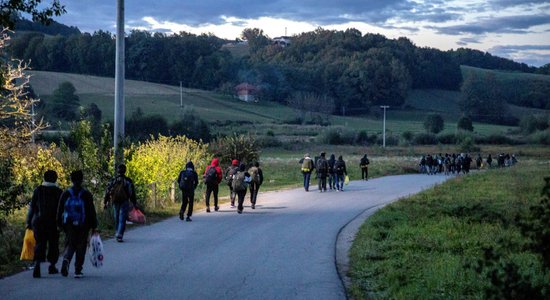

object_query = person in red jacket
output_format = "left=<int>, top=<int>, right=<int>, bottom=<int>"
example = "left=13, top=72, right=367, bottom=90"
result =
left=203, top=158, right=223, bottom=212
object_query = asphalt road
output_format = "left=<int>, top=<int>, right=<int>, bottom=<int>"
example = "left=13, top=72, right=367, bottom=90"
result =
left=1, top=174, right=449, bottom=300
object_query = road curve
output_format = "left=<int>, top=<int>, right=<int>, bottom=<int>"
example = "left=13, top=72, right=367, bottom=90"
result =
left=1, top=174, right=449, bottom=300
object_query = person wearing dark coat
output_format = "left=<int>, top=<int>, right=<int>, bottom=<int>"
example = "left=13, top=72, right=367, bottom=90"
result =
left=203, top=158, right=223, bottom=212
left=334, top=156, right=348, bottom=191
left=360, top=154, right=370, bottom=180
left=57, top=170, right=98, bottom=278
left=26, top=170, right=63, bottom=278
left=104, top=164, right=137, bottom=242
left=177, top=161, right=199, bottom=222
left=327, top=154, right=336, bottom=190
left=316, top=152, right=329, bottom=192
left=234, top=163, right=251, bottom=214
left=248, top=162, right=264, bottom=209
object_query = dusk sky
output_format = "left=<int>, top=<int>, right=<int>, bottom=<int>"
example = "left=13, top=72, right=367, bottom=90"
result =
left=54, top=0, right=550, bottom=66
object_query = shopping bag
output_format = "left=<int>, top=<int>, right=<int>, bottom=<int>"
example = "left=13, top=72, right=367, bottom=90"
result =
left=128, top=208, right=146, bottom=224
left=344, top=175, right=350, bottom=185
left=20, top=229, right=35, bottom=261
left=89, top=234, right=104, bottom=268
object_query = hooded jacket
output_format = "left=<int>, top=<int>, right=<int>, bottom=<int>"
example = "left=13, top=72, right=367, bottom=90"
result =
left=178, top=161, right=199, bottom=191
left=204, top=158, right=223, bottom=184
left=26, top=182, right=63, bottom=229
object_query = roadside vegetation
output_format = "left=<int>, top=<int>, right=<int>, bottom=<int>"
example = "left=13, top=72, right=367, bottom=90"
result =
left=349, top=161, right=550, bottom=299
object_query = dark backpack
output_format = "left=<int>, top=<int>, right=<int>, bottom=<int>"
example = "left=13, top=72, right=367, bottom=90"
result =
left=232, top=171, right=247, bottom=192
left=63, top=188, right=86, bottom=227
left=317, top=159, right=328, bottom=173
left=335, top=161, right=344, bottom=173
left=179, top=170, right=194, bottom=190
left=204, top=166, right=217, bottom=184
left=111, top=177, right=129, bottom=203
left=225, top=166, right=238, bottom=184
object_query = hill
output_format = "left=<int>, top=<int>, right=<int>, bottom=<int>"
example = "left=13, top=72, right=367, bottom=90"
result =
left=28, top=70, right=516, bottom=138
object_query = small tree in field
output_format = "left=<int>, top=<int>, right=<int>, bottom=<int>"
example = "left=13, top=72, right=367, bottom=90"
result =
left=457, top=116, right=474, bottom=132
left=423, top=114, right=444, bottom=134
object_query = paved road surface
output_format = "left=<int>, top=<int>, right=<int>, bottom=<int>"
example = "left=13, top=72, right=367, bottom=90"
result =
left=1, top=174, right=449, bottom=300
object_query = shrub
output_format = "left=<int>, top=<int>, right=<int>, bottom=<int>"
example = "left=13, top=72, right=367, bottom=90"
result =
left=436, top=133, right=456, bottom=144
left=402, top=131, right=414, bottom=143
left=125, top=135, right=210, bottom=208
left=170, top=112, right=211, bottom=142
left=257, top=135, right=282, bottom=148
left=530, top=129, right=550, bottom=145
left=475, top=134, right=519, bottom=145
left=356, top=130, right=369, bottom=145
left=11, top=144, right=69, bottom=190
left=413, top=133, right=437, bottom=145
left=458, top=136, right=480, bottom=152
left=423, top=114, right=444, bottom=134
left=457, top=116, right=474, bottom=131
left=316, top=127, right=356, bottom=145
left=520, top=115, right=549, bottom=134
left=376, top=134, right=399, bottom=146
left=126, top=108, right=169, bottom=141
left=210, top=133, right=260, bottom=165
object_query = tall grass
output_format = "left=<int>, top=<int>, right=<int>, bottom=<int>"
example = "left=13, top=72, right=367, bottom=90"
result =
left=349, top=160, right=549, bottom=299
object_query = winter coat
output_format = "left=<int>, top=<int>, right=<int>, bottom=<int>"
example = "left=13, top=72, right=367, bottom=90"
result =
left=26, top=182, right=63, bottom=229
left=204, top=158, right=223, bottom=185
left=57, top=186, right=98, bottom=230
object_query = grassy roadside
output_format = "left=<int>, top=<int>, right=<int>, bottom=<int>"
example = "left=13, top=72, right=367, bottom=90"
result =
left=348, top=160, right=550, bottom=299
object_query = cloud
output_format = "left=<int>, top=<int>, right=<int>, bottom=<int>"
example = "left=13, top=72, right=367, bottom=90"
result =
left=433, top=14, right=550, bottom=35
left=489, top=44, right=550, bottom=66
left=456, top=37, right=484, bottom=46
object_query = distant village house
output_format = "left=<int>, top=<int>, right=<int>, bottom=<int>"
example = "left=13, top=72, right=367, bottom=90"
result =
left=235, top=82, right=258, bottom=102
left=272, top=36, right=291, bottom=47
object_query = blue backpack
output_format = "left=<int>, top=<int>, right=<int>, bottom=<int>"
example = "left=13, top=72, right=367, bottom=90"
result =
left=63, top=188, right=86, bottom=226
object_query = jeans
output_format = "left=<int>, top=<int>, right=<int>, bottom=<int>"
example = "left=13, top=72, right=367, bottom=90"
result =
left=237, top=190, right=247, bottom=212
left=114, top=201, right=130, bottom=238
left=33, top=225, right=59, bottom=264
left=249, top=182, right=260, bottom=205
left=336, top=175, right=345, bottom=190
left=180, top=190, right=194, bottom=217
left=318, top=175, right=327, bottom=191
left=361, top=167, right=368, bottom=180
left=205, top=183, right=219, bottom=208
left=303, top=172, right=311, bottom=191
left=328, top=173, right=336, bottom=189
left=63, top=225, right=89, bottom=273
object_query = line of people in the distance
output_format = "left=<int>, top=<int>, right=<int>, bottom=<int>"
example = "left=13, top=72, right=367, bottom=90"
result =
left=176, top=158, right=264, bottom=221
left=419, top=152, right=518, bottom=175
left=299, top=152, right=370, bottom=192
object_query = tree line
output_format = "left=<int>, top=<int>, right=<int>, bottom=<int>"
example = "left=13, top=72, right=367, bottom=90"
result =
left=8, top=20, right=550, bottom=118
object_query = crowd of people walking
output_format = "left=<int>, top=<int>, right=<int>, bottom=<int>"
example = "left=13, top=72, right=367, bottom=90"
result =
left=300, top=152, right=369, bottom=192
left=419, top=152, right=518, bottom=175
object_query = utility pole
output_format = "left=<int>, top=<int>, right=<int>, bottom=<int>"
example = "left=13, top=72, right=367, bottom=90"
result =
left=380, top=105, right=390, bottom=148
left=180, top=81, right=183, bottom=108
left=114, top=0, right=125, bottom=169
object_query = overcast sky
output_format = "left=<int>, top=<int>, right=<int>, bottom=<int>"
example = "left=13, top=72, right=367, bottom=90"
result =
left=54, top=0, right=550, bottom=66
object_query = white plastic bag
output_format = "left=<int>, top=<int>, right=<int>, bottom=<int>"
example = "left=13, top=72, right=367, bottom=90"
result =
left=89, top=234, right=104, bottom=268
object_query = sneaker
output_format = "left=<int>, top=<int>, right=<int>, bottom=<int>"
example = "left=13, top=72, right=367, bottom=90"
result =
left=206, top=207, right=211, bottom=213
left=74, top=272, right=83, bottom=278
left=48, top=264, right=59, bottom=274
left=32, top=262, right=41, bottom=278
left=61, top=260, right=69, bottom=277
left=116, top=237, right=124, bottom=243
left=215, top=206, right=219, bottom=212
left=237, top=210, right=243, bottom=214
left=179, top=211, right=184, bottom=220
left=230, top=203, right=235, bottom=208
left=186, top=217, right=192, bottom=222
left=251, top=204, right=255, bottom=209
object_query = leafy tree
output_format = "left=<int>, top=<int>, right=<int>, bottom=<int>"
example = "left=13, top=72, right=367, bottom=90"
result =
left=457, top=116, right=474, bottom=131
left=0, top=0, right=65, bottom=28
left=423, top=114, right=444, bottom=134
left=210, top=133, right=260, bottom=165
left=48, top=81, right=79, bottom=120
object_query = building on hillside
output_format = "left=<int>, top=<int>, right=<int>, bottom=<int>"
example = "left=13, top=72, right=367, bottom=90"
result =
left=235, top=82, right=258, bottom=102
left=272, top=36, right=291, bottom=47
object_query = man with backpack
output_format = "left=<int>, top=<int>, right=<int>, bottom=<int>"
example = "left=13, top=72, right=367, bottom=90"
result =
left=232, top=163, right=251, bottom=214
left=316, top=152, right=329, bottom=192
left=26, top=170, right=63, bottom=278
left=203, top=158, right=222, bottom=212
left=301, top=153, right=314, bottom=192
left=360, top=154, right=370, bottom=180
left=103, top=164, right=137, bottom=243
left=224, top=159, right=239, bottom=207
left=57, top=170, right=98, bottom=278
left=177, top=161, right=199, bottom=222
left=248, top=162, right=264, bottom=209
left=334, top=156, right=348, bottom=191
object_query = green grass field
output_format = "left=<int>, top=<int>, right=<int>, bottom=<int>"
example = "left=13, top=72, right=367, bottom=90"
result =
left=348, top=160, right=550, bottom=299
left=29, top=69, right=548, bottom=138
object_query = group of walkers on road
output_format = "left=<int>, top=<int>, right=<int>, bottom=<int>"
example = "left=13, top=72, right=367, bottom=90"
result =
left=419, top=152, right=518, bottom=175
left=177, top=158, right=264, bottom=219
left=300, top=152, right=370, bottom=192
